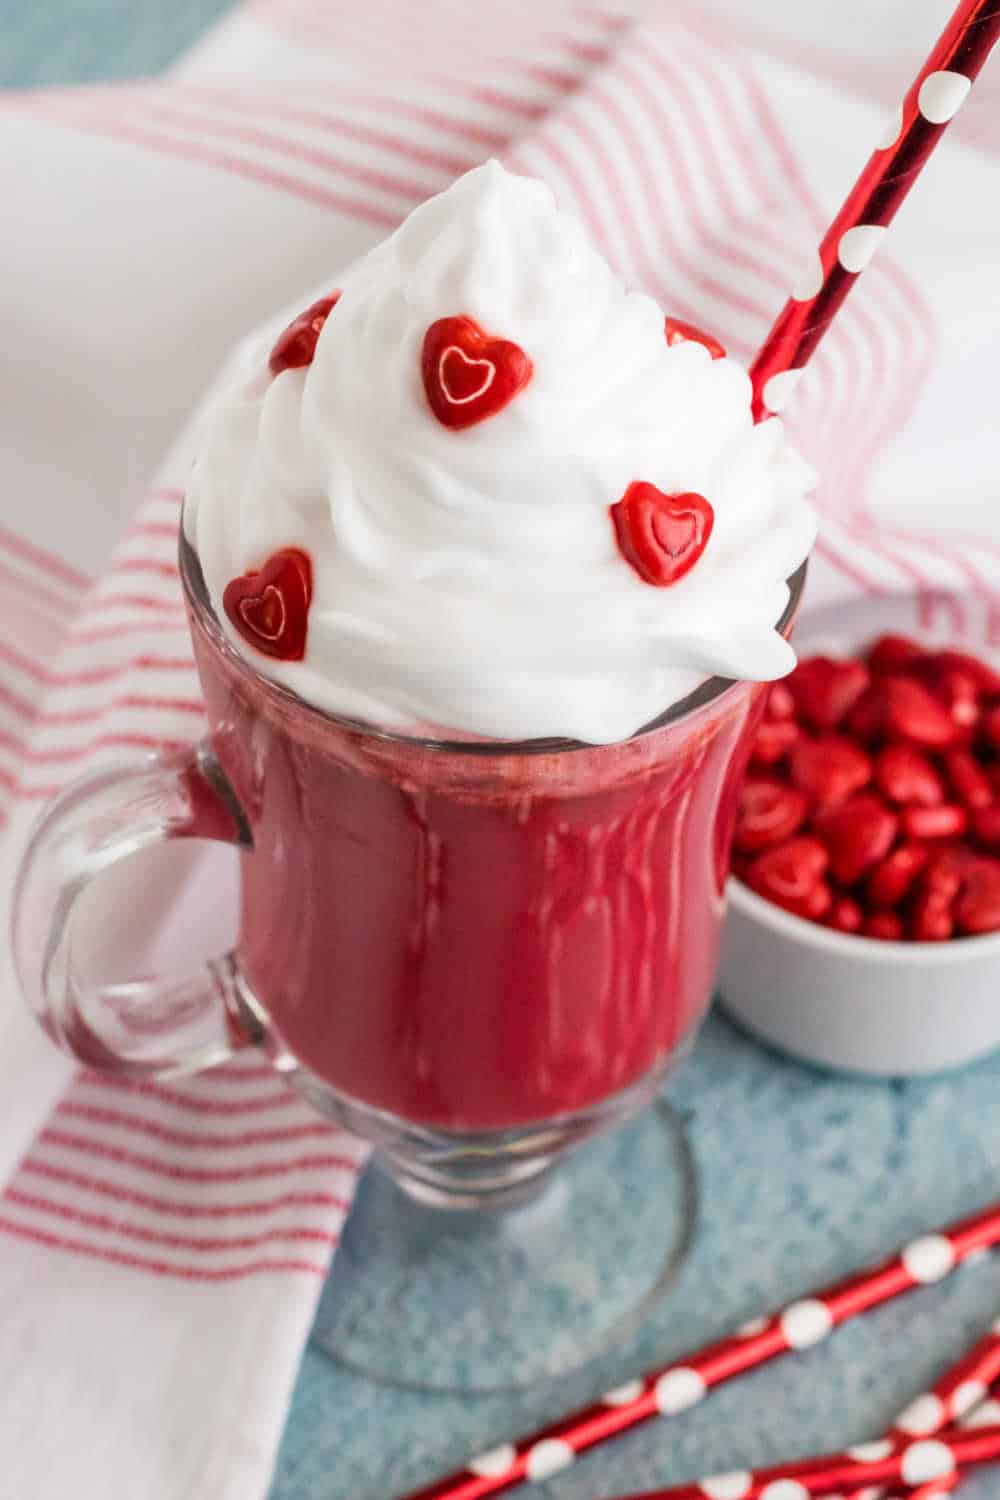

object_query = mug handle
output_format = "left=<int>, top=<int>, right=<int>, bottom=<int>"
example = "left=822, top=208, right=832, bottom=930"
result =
left=11, top=741, right=263, bottom=1079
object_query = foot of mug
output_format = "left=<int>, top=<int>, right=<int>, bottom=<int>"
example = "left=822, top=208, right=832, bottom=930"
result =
left=308, top=1095, right=698, bottom=1392
left=384, top=1153, right=556, bottom=1211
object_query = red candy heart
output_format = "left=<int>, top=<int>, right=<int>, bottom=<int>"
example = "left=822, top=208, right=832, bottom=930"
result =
left=788, top=734, right=872, bottom=809
left=910, top=854, right=962, bottom=941
left=866, top=841, right=930, bottom=909
left=954, top=856, right=1000, bottom=934
left=745, top=836, right=831, bottom=921
left=867, top=633, right=927, bottom=675
left=664, top=317, right=726, bottom=360
left=749, top=716, right=801, bottom=769
left=611, top=483, right=714, bottom=587
left=765, top=682, right=796, bottom=721
left=826, top=895, right=863, bottom=934
left=812, top=794, right=898, bottom=884
left=863, top=910, right=904, bottom=941
left=733, top=780, right=808, bottom=854
left=926, top=649, right=1000, bottom=698
left=943, top=747, right=994, bottom=809
left=932, top=668, right=980, bottom=735
left=421, top=316, right=533, bottom=429
left=900, top=802, right=968, bottom=841
left=787, top=655, right=870, bottom=731
left=269, top=293, right=341, bottom=375
left=845, top=686, right=887, bottom=744
left=873, top=744, right=945, bottom=807
left=882, top=675, right=957, bottom=748
left=223, top=549, right=313, bottom=662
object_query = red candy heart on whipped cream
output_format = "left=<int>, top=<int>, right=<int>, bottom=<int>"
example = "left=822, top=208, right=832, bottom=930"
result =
left=421, top=315, right=533, bottom=429
left=223, top=549, right=313, bottom=661
left=611, top=483, right=715, bottom=587
left=269, top=293, right=341, bottom=375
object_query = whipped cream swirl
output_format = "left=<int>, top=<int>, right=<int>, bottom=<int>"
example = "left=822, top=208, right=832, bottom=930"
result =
left=184, top=162, right=816, bottom=744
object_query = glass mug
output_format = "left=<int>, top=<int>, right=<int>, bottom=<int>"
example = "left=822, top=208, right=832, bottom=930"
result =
left=13, top=530, right=805, bottom=1389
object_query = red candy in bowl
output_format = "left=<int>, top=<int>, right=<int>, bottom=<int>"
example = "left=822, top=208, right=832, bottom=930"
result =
left=719, top=594, right=1000, bottom=1077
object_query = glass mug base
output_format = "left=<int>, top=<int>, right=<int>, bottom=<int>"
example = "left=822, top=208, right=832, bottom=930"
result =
left=237, top=974, right=700, bottom=1391
left=310, top=1096, right=697, bottom=1393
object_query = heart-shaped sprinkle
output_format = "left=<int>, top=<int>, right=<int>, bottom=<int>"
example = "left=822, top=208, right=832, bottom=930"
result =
left=610, top=482, right=714, bottom=587
left=223, top=548, right=313, bottom=661
left=664, top=317, right=726, bottom=360
left=269, top=293, right=341, bottom=375
left=421, top=315, right=533, bottom=429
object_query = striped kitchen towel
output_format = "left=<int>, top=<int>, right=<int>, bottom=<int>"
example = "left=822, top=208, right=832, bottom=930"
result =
left=1, top=1, right=998, bottom=1496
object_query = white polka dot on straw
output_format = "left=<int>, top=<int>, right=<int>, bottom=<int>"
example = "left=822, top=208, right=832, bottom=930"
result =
left=524, top=1440, right=574, bottom=1482
left=963, top=1398, right=1000, bottom=1428
left=903, top=1234, right=956, bottom=1283
left=877, top=103, right=904, bottom=149
left=759, top=1482, right=809, bottom=1500
left=780, top=1299, right=834, bottom=1350
left=762, top=369, right=803, bottom=413
left=654, top=1367, right=707, bottom=1415
left=601, top=1380, right=644, bottom=1407
left=700, top=1474, right=752, bottom=1500
left=918, top=69, right=972, bottom=122
left=846, top=1439, right=894, bottom=1463
left=952, top=1379, right=988, bottom=1417
left=791, top=252, right=824, bottom=302
left=736, top=1316, right=769, bottom=1339
left=896, top=1392, right=946, bottom=1436
left=837, top=224, right=888, bottom=273
left=468, top=1446, right=518, bottom=1478
left=900, top=1439, right=955, bottom=1486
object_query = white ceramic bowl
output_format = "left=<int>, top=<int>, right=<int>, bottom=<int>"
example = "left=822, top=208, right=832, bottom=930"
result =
left=718, top=589, right=1000, bottom=1077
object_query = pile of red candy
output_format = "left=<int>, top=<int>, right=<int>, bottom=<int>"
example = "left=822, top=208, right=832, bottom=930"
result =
left=732, top=635, right=1000, bottom=941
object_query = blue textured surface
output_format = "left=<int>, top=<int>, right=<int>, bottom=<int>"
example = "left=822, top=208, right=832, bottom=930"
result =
left=9, top=10, right=1000, bottom=1500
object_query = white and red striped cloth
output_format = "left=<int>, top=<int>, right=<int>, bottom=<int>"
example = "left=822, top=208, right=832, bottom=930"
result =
left=1, top=2, right=998, bottom=1496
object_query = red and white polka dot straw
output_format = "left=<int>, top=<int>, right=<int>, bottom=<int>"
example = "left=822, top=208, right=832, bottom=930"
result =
left=610, top=1423, right=1000, bottom=1500
left=748, top=0, right=1000, bottom=421
left=847, top=1316, right=1000, bottom=1500
left=646, top=1335, right=1000, bottom=1500
left=402, top=1200, right=1000, bottom=1500
left=906, top=1388, right=1000, bottom=1500
left=889, top=1317, right=1000, bottom=1445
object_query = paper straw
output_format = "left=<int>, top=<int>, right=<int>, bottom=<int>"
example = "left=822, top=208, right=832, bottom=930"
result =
left=402, top=1200, right=1000, bottom=1500
left=852, top=1315, right=1000, bottom=1500
left=625, top=1321, right=1000, bottom=1500
left=905, top=1393, right=1000, bottom=1500
left=607, top=1423, right=1000, bottom=1500
left=749, top=0, right=1000, bottom=420
left=891, top=1318, right=1000, bottom=1435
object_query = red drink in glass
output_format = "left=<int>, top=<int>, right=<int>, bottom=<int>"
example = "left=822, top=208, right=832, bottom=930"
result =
left=189, top=553, right=779, bottom=1132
